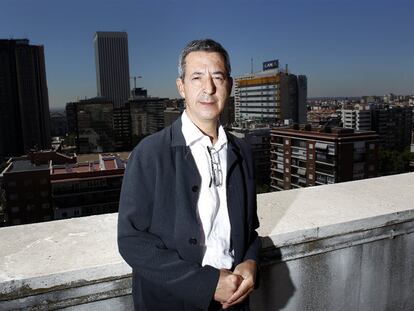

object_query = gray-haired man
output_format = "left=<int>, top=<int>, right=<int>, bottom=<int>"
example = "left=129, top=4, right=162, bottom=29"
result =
left=118, top=39, right=260, bottom=311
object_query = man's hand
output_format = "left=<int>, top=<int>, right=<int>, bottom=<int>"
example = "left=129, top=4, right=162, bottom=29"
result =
left=214, top=269, right=244, bottom=303
left=222, top=260, right=257, bottom=309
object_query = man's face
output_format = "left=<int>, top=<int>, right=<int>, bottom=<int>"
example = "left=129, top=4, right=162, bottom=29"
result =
left=176, top=51, right=232, bottom=126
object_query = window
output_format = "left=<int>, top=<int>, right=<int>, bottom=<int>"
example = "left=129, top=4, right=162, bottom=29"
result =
left=24, top=179, right=32, bottom=186
left=11, top=206, right=19, bottom=213
left=27, top=204, right=36, bottom=211
left=7, top=181, right=16, bottom=187
left=26, top=192, right=34, bottom=199
left=309, top=154, right=314, bottom=160
left=43, top=215, right=51, bottom=221
left=74, top=210, right=80, bottom=216
left=62, top=212, right=68, bottom=218
left=9, top=193, right=18, bottom=200
left=309, top=144, right=314, bottom=149
left=41, top=203, right=50, bottom=209
left=285, top=158, right=290, bottom=164
left=40, top=178, right=48, bottom=185
left=309, top=173, right=314, bottom=180
left=12, top=218, right=21, bottom=225
left=40, top=191, right=49, bottom=198
left=369, top=143, right=375, bottom=150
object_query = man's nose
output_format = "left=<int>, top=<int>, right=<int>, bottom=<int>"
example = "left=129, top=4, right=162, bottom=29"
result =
left=203, top=76, right=216, bottom=95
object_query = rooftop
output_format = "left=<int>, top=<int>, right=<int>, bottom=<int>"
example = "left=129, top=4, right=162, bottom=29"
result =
left=3, top=160, right=49, bottom=174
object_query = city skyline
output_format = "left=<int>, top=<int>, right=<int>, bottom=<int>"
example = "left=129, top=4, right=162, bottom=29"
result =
left=1, top=0, right=413, bottom=108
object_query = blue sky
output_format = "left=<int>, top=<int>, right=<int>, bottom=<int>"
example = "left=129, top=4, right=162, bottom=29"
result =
left=1, top=0, right=413, bottom=108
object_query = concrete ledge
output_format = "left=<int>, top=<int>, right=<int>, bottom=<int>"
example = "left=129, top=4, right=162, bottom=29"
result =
left=1, top=173, right=414, bottom=310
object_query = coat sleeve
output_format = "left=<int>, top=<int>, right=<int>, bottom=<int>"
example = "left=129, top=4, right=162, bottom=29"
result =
left=117, top=144, right=219, bottom=310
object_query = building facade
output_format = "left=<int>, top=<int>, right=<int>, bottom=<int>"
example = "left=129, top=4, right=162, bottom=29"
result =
left=51, top=154, right=125, bottom=219
left=0, top=39, right=51, bottom=160
left=340, top=104, right=372, bottom=131
left=270, top=126, right=379, bottom=191
left=67, top=97, right=115, bottom=154
left=0, top=151, right=125, bottom=226
left=229, top=127, right=271, bottom=185
left=234, top=67, right=307, bottom=125
left=94, top=32, right=130, bottom=108
left=371, top=105, right=412, bottom=151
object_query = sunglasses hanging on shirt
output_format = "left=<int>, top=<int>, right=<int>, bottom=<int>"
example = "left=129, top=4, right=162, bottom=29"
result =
left=207, top=146, right=223, bottom=187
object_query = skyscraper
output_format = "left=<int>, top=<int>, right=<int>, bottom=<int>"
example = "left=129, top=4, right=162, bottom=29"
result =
left=94, top=32, right=130, bottom=108
left=0, top=39, right=51, bottom=160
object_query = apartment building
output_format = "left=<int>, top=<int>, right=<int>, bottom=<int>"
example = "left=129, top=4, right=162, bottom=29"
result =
left=270, top=126, right=379, bottom=191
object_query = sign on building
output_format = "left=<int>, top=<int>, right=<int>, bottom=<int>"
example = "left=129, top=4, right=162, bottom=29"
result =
left=263, top=60, right=279, bottom=71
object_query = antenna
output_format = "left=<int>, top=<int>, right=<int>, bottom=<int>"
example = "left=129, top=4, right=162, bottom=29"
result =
left=130, top=76, right=142, bottom=89
left=250, top=58, right=253, bottom=74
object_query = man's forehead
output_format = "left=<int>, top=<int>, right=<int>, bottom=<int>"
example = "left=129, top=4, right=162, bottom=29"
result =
left=185, top=51, right=226, bottom=67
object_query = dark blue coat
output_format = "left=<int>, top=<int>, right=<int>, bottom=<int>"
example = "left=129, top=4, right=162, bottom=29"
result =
left=118, top=117, right=261, bottom=311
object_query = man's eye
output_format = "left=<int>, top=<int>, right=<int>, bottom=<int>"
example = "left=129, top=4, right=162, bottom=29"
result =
left=192, top=76, right=200, bottom=80
left=213, top=76, right=224, bottom=81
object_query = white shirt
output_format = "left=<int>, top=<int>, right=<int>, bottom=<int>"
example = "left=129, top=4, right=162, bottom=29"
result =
left=181, top=111, right=234, bottom=269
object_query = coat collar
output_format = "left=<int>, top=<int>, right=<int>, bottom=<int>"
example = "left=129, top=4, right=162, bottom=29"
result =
left=170, top=116, right=243, bottom=174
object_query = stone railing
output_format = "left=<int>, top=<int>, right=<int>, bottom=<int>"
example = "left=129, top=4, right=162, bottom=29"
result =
left=1, top=173, right=414, bottom=310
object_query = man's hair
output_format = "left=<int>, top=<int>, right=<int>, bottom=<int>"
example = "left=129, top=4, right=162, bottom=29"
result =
left=178, top=39, right=231, bottom=79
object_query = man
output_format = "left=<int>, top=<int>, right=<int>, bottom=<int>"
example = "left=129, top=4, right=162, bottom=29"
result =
left=118, top=39, right=260, bottom=311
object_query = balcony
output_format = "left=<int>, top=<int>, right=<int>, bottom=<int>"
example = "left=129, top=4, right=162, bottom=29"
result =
left=1, top=173, right=414, bottom=310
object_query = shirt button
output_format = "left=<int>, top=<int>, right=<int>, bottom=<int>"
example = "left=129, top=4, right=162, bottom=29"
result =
left=192, top=185, right=199, bottom=192
left=189, top=238, right=197, bottom=245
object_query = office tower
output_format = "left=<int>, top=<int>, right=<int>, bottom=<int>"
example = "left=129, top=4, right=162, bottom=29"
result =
left=0, top=39, right=51, bottom=160
left=234, top=62, right=307, bottom=125
left=93, top=32, right=130, bottom=108
left=270, top=126, right=379, bottom=191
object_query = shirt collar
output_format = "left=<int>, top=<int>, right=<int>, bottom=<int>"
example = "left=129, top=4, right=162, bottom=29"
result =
left=181, top=110, right=227, bottom=149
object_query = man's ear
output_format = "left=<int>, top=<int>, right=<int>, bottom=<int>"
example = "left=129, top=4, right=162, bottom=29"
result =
left=176, top=78, right=185, bottom=98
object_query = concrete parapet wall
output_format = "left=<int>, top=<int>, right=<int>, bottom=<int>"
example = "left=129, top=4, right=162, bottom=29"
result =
left=1, top=173, right=414, bottom=310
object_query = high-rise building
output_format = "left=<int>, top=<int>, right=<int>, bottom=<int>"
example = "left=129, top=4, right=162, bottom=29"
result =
left=0, top=39, right=51, bottom=160
left=234, top=63, right=307, bottom=125
left=94, top=32, right=130, bottom=108
left=270, top=126, right=379, bottom=191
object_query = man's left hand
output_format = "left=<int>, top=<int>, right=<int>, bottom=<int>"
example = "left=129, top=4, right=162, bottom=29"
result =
left=221, top=259, right=257, bottom=309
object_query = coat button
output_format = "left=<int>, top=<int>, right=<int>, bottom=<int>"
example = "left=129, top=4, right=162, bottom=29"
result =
left=189, top=238, right=197, bottom=245
left=192, top=185, right=199, bottom=192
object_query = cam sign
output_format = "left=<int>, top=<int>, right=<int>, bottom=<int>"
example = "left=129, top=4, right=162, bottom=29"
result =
left=263, top=60, right=279, bottom=71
